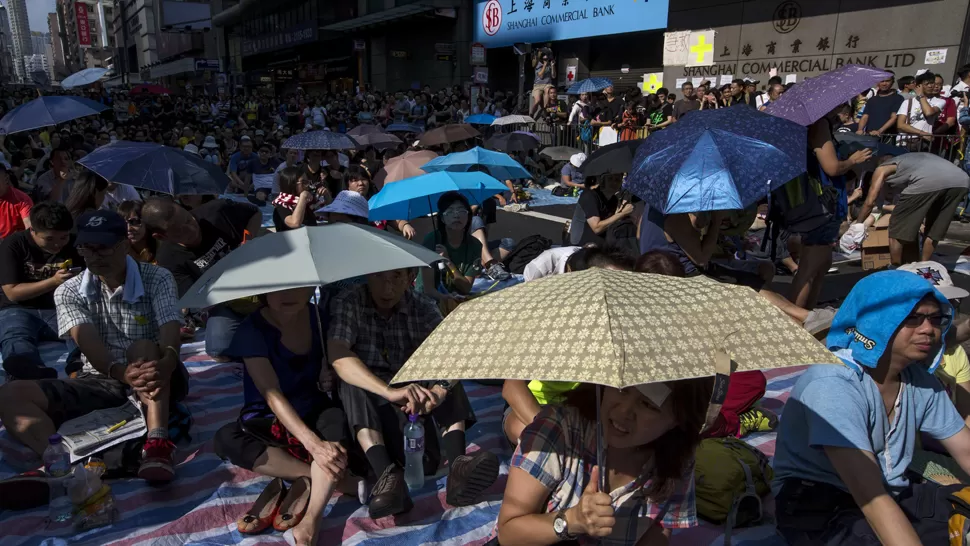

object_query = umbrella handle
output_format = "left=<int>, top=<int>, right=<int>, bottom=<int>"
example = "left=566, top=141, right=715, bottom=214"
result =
left=595, top=385, right=607, bottom=491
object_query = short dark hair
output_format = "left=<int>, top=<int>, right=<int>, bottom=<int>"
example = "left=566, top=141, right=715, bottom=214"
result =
left=586, top=246, right=635, bottom=271
left=656, top=87, right=669, bottom=96
left=732, top=79, right=745, bottom=87
left=898, top=75, right=915, bottom=90
left=635, top=251, right=686, bottom=277
left=28, top=201, right=73, bottom=232
left=915, top=72, right=936, bottom=86
left=959, top=65, right=970, bottom=81
left=767, top=76, right=783, bottom=86
left=681, top=81, right=693, bottom=89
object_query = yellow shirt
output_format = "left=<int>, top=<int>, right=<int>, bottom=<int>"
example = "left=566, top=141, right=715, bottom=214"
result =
left=527, top=381, right=580, bottom=406
left=935, top=345, right=970, bottom=405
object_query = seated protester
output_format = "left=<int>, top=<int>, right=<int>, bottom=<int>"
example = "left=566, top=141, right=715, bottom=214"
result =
left=493, top=380, right=712, bottom=545
left=118, top=200, right=156, bottom=263
left=141, top=196, right=262, bottom=360
left=898, top=261, right=970, bottom=420
left=568, top=174, right=634, bottom=248
left=251, top=144, right=281, bottom=203
left=469, top=197, right=513, bottom=282
left=65, top=170, right=109, bottom=220
left=215, top=288, right=354, bottom=545
left=0, top=159, right=32, bottom=240
left=503, top=247, right=635, bottom=445
left=0, top=202, right=82, bottom=379
left=559, top=153, right=586, bottom=196
left=327, top=268, right=499, bottom=518
left=32, top=147, right=75, bottom=204
left=416, top=192, right=483, bottom=303
left=0, top=210, right=188, bottom=483
left=522, top=245, right=581, bottom=282
left=227, top=137, right=256, bottom=194
left=773, top=271, right=970, bottom=545
left=272, top=166, right=318, bottom=232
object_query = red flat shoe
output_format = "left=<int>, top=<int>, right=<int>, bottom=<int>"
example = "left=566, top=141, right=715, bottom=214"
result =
left=238, top=478, right=286, bottom=535
left=274, top=477, right=311, bottom=531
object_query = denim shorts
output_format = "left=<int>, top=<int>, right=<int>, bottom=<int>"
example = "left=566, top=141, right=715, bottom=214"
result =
left=799, top=215, right=841, bottom=246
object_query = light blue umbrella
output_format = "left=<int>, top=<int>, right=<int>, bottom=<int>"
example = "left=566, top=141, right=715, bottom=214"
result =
left=465, top=113, right=496, bottom=125
left=61, top=67, right=109, bottom=89
left=368, top=172, right=509, bottom=222
left=386, top=122, right=424, bottom=134
left=78, top=141, right=230, bottom=195
left=422, top=146, right=531, bottom=180
left=282, top=130, right=357, bottom=150
left=0, top=96, right=108, bottom=135
left=567, top=78, right=612, bottom=95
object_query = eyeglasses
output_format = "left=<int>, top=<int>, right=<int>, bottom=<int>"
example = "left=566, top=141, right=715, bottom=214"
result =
left=443, top=208, right=469, bottom=217
left=126, top=217, right=142, bottom=227
left=77, top=243, right=121, bottom=257
left=901, top=313, right=951, bottom=329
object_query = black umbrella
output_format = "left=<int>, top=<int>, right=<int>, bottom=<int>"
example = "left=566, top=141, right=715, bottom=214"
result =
left=540, top=146, right=582, bottom=161
left=486, top=132, right=540, bottom=153
left=580, top=139, right=644, bottom=177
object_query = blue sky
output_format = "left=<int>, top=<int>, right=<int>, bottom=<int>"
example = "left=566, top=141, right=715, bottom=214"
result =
left=27, top=0, right=57, bottom=32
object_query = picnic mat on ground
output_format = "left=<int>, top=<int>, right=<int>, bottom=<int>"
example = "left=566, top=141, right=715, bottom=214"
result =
left=222, top=193, right=275, bottom=229
left=523, top=188, right=579, bottom=208
left=0, top=344, right=803, bottom=545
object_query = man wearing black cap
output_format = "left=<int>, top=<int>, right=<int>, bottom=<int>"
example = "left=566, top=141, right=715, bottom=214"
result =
left=0, top=210, right=189, bottom=483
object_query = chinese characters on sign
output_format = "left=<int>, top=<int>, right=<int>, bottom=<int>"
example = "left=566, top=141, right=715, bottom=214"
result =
left=75, top=2, right=91, bottom=48
left=241, top=21, right=318, bottom=57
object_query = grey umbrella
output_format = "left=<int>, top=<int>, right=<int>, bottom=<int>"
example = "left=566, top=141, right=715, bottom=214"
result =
left=177, top=224, right=443, bottom=309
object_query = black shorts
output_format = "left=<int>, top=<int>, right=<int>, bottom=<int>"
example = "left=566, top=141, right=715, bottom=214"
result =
left=890, top=188, right=968, bottom=243
left=36, top=362, right=189, bottom=428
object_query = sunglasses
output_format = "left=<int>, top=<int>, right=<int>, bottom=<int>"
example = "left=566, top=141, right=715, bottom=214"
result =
left=901, top=313, right=951, bottom=329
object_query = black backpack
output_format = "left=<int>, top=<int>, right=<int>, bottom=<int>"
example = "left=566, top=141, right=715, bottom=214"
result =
left=502, top=235, right=554, bottom=274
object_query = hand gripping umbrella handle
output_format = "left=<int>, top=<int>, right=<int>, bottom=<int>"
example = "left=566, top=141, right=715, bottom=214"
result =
left=699, top=348, right=734, bottom=435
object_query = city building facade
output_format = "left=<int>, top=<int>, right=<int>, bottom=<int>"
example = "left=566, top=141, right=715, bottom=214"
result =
left=49, top=12, right=68, bottom=81
left=5, top=0, right=32, bottom=83
left=0, top=6, right=15, bottom=83
left=58, top=0, right=116, bottom=72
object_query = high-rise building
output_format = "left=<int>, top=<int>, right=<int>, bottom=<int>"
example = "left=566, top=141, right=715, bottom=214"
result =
left=48, top=12, right=67, bottom=80
left=5, top=0, right=32, bottom=83
left=59, top=0, right=115, bottom=70
left=29, top=32, right=55, bottom=83
left=0, top=6, right=14, bottom=83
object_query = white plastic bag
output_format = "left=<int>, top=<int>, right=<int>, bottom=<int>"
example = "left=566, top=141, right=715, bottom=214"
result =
left=839, top=223, right=867, bottom=254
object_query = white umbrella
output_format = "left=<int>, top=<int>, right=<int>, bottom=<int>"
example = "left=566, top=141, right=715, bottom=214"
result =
left=177, top=224, right=442, bottom=309
left=491, top=114, right=536, bottom=126
left=61, top=67, right=109, bottom=89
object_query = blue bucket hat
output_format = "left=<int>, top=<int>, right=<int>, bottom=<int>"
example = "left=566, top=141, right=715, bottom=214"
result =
left=827, top=270, right=952, bottom=373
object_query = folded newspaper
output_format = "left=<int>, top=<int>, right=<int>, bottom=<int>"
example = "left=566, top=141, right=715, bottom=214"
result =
left=57, top=397, right=146, bottom=463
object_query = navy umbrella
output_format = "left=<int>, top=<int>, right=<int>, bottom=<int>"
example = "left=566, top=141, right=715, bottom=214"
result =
left=0, top=96, right=108, bottom=135
left=282, top=130, right=357, bottom=150
left=78, top=141, right=230, bottom=195
left=625, top=107, right=806, bottom=215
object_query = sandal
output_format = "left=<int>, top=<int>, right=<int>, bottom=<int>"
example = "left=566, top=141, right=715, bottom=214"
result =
left=274, top=477, right=311, bottom=531
left=237, top=478, right=286, bottom=535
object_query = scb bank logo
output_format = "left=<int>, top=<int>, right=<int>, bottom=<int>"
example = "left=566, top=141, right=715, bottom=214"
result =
left=482, top=0, right=502, bottom=36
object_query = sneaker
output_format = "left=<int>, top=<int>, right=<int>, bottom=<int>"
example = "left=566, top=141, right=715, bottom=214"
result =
left=738, top=408, right=778, bottom=437
left=138, top=438, right=176, bottom=483
left=486, top=262, right=512, bottom=281
left=0, top=470, right=49, bottom=511
left=367, top=464, right=412, bottom=519
left=446, top=451, right=500, bottom=507
left=803, top=306, right=837, bottom=336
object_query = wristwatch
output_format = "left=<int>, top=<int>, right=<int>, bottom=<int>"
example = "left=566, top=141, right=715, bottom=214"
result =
left=553, top=509, right=576, bottom=540
left=432, top=380, right=455, bottom=391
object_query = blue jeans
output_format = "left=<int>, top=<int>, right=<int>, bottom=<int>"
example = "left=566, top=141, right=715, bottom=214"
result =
left=0, top=306, right=75, bottom=379
left=205, top=304, right=246, bottom=358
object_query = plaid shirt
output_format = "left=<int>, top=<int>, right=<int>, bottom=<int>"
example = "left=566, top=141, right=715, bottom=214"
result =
left=328, top=285, right=442, bottom=382
left=505, top=406, right=697, bottom=545
left=55, top=261, right=182, bottom=375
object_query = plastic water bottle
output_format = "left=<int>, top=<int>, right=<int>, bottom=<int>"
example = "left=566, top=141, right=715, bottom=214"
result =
left=403, top=414, right=425, bottom=491
left=43, top=434, right=73, bottom=523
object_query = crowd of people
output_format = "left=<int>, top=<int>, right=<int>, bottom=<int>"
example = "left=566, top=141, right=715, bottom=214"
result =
left=2, top=59, right=970, bottom=545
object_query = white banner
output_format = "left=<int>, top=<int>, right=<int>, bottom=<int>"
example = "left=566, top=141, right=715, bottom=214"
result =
left=663, top=31, right=691, bottom=66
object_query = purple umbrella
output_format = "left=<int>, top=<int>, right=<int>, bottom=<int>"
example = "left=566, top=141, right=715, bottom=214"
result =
left=764, top=65, right=892, bottom=126
left=513, top=130, right=539, bottom=140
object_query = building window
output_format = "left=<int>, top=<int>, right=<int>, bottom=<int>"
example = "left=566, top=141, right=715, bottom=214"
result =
left=87, top=4, right=94, bottom=12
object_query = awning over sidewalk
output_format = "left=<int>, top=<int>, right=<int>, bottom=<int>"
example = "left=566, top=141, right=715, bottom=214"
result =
left=321, top=0, right=459, bottom=32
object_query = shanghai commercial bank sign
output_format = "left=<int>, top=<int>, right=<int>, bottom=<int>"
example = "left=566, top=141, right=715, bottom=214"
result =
left=474, top=0, right=670, bottom=47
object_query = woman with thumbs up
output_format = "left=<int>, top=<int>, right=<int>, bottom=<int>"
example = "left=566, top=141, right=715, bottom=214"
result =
left=490, top=380, right=713, bottom=545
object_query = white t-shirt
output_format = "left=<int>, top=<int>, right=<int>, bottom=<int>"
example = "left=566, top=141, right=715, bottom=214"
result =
left=523, top=246, right=581, bottom=281
left=896, top=96, right=946, bottom=134
left=312, top=107, right=327, bottom=127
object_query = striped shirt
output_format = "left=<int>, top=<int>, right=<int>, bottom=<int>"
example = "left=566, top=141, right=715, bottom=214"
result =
left=55, top=260, right=182, bottom=374
left=503, top=405, right=697, bottom=545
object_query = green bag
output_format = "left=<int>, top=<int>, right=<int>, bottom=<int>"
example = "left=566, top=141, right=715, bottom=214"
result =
left=694, top=437, right=773, bottom=540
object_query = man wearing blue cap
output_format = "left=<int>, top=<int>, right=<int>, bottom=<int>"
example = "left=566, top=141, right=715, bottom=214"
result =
left=0, top=210, right=189, bottom=485
left=773, top=271, right=970, bottom=544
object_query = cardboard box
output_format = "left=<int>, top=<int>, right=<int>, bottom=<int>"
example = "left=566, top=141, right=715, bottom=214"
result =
left=861, top=214, right=892, bottom=271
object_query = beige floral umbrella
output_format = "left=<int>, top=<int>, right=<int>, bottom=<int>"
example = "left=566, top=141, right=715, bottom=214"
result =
left=392, top=268, right=840, bottom=388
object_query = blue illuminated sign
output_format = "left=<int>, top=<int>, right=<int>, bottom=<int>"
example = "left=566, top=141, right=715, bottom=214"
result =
left=474, top=0, right=669, bottom=47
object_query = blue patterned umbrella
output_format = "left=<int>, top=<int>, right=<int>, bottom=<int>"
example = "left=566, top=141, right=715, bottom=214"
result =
left=0, top=96, right=108, bottom=135
left=422, top=147, right=531, bottom=180
left=567, top=78, right=612, bottom=95
left=465, top=114, right=497, bottom=125
left=61, top=67, right=109, bottom=89
left=625, top=107, right=807, bottom=215
left=765, top=64, right=892, bottom=126
left=282, top=130, right=357, bottom=150
left=78, top=141, right=230, bottom=195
